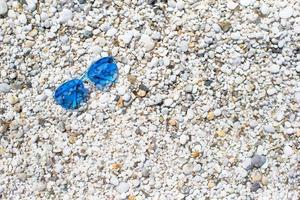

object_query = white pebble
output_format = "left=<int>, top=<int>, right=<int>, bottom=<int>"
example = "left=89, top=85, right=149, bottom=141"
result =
left=117, top=86, right=126, bottom=96
left=0, top=0, right=8, bottom=15
left=269, top=64, right=280, bottom=74
left=260, top=3, right=270, bottom=15
left=267, top=88, right=276, bottom=96
left=264, top=125, right=275, bottom=133
left=0, top=83, right=11, bottom=93
left=140, top=34, right=155, bottom=52
left=240, top=0, right=256, bottom=7
left=18, top=14, right=27, bottom=24
left=121, top=31, right=133, bottom=44
left=295, top=65, right=300, bottom=73
left=110, top=176, right=119, bottom=186
left=182, top=163, right=193, bottom=175
left=59, top=9, right=73, bottom=23
left=279, top=6, right=294, bottom=19
left=227, top=1, right=238, bottom=10
left=283, top=145, right=293, bottom=157
left=123, top=93, right=131, bottom=102
left=295, top=92, right=300, bottom=104
left=116, top=182, right=130, bottom=193
left=164, top=98, right=174, bottom=107
left=179, top=134, right=189, bottom=145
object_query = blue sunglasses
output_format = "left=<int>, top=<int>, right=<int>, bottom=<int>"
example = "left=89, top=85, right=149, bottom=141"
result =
left=54, top=56, right=118, bottom=109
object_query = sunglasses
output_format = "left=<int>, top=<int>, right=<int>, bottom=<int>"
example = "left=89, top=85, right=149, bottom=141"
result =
left=54, top=56, right=118, bottom=110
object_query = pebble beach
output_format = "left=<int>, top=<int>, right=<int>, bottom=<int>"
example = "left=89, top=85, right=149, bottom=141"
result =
left=0, top=0, right=299, bottom=199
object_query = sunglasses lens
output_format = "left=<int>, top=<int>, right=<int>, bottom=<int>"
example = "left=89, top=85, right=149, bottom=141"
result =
left=54, top=79, right=88, bottom=109
left=87, top=57, right=118, bottom=89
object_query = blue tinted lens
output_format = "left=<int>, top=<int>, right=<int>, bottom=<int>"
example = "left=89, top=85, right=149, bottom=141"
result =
left=54, top=79, right=88, bottom=109
left=87, top=57, right=118, bottom=89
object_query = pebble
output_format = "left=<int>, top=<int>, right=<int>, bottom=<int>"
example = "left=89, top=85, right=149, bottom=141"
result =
left=279, top=6, right=294, bottom=19
left=251, top=155, right=266, bottom=168
left=269, top=65, right=280, bottom=74
left=240, top=0, right=256, bottom=7
left=7, top=94, right=18, bottom=105
left=164, top=98, right=173, bottom=107
left=216, top=130, right=226, bottom=137
left=110, top=176, right=119, bottom=186
left=142, top=169, right=150, bottom=177
left=260, top=3, right=270, bottom=15
left=116, top=182, right=130, bottom=193
left=121, top=32, right=133, bottom=44
left=182, top=163, right=193, bottom=175
left=264, top=125, right=275, bottom=133
left=59, top=9, right=73, bottom=23
left=250, top=182, right=261, bottom=192
left=123, top=93, right=131, bottom=102
left=0, top=83, right=11, bottom=93
left=227, top=1, right=238, bottom=10
left=18, top=14, right=27, bottom=24
left=283, top=145, right=293, bottom=157
left=267, top=88, right=277, bottom=96
left=140, top=34, right=155, bottom=52
left=296, top=65, right=300, bottom=73
left=0, top=0, right=8, bottom=16
left=179, top=134, right=189, bottom=145
left=106, top=28, right=117, bottom=37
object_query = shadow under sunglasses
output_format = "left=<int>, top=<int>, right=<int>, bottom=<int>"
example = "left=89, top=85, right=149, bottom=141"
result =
left=54, top=56, right=118, bottom=110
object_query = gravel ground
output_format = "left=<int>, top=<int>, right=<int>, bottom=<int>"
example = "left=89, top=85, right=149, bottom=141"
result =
left=0, top=0, right=300, bottom=199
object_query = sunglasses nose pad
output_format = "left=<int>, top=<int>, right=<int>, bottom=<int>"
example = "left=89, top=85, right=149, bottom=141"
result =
left=87, top=57, right=118, bottom=90
left=54, top=79, right=88, bottom=109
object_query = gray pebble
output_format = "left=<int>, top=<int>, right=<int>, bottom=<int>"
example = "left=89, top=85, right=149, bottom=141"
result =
left=0, top=83, right=11, bottom=93
left=250, top=155, right=266, bottom=169
left=250, top=182, right=261, bottom=192
left=142, top=169, right=150, bottom=177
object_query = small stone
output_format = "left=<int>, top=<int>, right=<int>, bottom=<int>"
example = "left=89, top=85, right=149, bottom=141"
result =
left=275, top=111, right=284, bottom=121
left=140, top=34, right=155, bottom=51
left=13, top=104, right=21, bottom=113
left=121, top=31, right=133, bottom=44
left=0, top=0, right=8, bottom=16
left=7, top=94, right=18, bottom=105
left=142, top=169, right=150, bottom=177
left=128, top=195, right=136, bottom=200
left=207, top=180, right=215, bottom=188
left=164, top=98, right=173, bottom=107
left=207, top=111, right=215, bottom=120
left=267, top=88, right=276, bottom=96
left=111, top=163, right=122, bottom=170
left=191, top=151, right=201, bottom=158
left=227, top=1, right=238, bottom=10
left=296, top=65, right=300, bottom=73
left=179, top=134, right=189, bottom=145
left=59, top=9, right=73, bottom=23
left=128, top=75, right=137, bottom=84
left=218, top=21, right=232, bottom=32
left=110, top=176, right=119, bottom=186
left=123, top=93, right=131, bottom=102
left=264, top=124, right=275, bottom=133
left=116, top=182, right=130, bottom=193
left=32, top=182, right=46, bottom=192
left=283, top=145, right=293, bottom=157
left=213, top=109, right=222, bottom=117
left=116, top=97, right=124, bottom=108
left=269, top=65, right=280, bottom=73
left=137, top=90, right=147, bottom=97
left=0, top=83, right=11, bottom=93
left=216, top=130, right=226, bottom=137
left=250, top=182, right=261, bottom=192
left=18, top=14, right=27, bottom=24
left=106, top=28, right=117, bottom=36
left=279, top=6, right=294, bottom=19
left=168, top=119, right=177, bottom=126
left=261, top=176, right=268, bottom=186
left=260, top=3, right=270, bottom=15
left=182, top=163, right=193, bottom=175
left=251, top=173, right=262, bottom=182
left=240, top=0, right=256, bottom=7
left=251, top=155, right=266, bottom=168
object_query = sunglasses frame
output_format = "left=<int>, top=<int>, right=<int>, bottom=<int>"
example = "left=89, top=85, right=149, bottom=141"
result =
left=53, top=56, right=118, bottom=110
